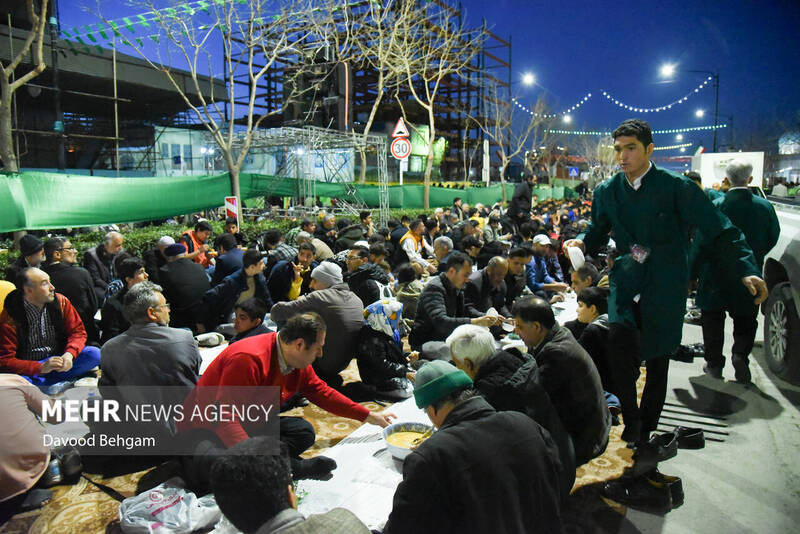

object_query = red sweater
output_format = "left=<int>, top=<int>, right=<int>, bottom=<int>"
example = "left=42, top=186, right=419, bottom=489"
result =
left=0, top=293, right=87, bottom=376
left=178, top=332, right=369, bottom=447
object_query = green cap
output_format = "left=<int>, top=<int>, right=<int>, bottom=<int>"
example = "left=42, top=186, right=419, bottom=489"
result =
left=413, top=360, right=473, bottom=409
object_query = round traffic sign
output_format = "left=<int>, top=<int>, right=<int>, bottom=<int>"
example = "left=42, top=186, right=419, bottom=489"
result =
left=391, top=137, right=411, bottom=160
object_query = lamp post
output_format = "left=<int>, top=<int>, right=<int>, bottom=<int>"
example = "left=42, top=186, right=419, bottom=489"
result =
left=660, top=65, right=720, bottom=151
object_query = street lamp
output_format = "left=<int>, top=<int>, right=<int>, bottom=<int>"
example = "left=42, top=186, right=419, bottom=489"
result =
left=676, top=134, right=683, bottom=141
left=661, top=64, right=720, bottom=151
left=563, top=114, right=572, bottom=124
left=695, top=109, right=705, bottom=118
left=522, top=72, right=535, bottom=86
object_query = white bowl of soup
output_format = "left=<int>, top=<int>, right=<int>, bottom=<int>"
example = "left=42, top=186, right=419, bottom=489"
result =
left=383, top=422, right=434, bottom=460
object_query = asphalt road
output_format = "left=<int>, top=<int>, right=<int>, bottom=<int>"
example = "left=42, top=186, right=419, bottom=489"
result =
left=621, top=315, right=800, bottom=533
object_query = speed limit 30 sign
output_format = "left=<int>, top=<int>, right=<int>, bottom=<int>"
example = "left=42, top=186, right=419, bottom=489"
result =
left=391, top=137, right=411, bottom=160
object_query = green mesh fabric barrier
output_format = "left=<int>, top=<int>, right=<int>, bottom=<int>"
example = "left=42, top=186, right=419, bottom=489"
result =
left=0, top=172, right=575, bottom=232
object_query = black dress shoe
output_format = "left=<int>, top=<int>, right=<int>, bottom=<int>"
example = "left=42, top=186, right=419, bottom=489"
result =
left=703, top=363, right=723, bottom=379
left=732, top=355, right=751, bottom=384
left=647, top=469, right=684, bottom=508
left=637, top=432, right=678, bottom=462
left=674, top=427, right=705, bottom=449
left=601, top=474, right=673, bottom=513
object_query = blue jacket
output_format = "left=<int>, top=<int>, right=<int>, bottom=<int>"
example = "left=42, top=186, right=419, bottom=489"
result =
left=202, top=268, right=273, bottom=329
left=211, top=248, right=244, bottom=287
left=526, top=255, right=554, bottom=292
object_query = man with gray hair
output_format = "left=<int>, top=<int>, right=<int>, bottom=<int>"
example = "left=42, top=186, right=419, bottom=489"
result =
left=296, top=230, right=334, bottom=261
left=433, top=235, right=454, bottom=274
left=100, top=281, right=201, bottom=438
left=692, top=159, right=781, bottom=383
left=83, top=231, right=124, bottom=302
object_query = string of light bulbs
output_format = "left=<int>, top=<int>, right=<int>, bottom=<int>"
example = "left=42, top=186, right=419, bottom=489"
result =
left=653, top=143, right=692, bottom=151
left=511, top=94, right=592, bottom=118
left=599, top=76, right=714, bottom=113
left=546, top=124, right=726, bottom=136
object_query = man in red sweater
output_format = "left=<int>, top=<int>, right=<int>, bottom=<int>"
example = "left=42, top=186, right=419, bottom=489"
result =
left=0, top=267, right=100, bottom=388
left=179, top=312, right=394, bottom=487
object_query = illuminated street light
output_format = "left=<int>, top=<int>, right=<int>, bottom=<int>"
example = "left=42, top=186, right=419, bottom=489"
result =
left=563, top=114, right=572, bottom=124
left=695, top=109, right=705, bottom=118
left=660, top=63, right=676, bottom=78
left=680, top=147, right=686, bottom=152
left=522, top=72, right=535, bottom=86
left=676, top=134, right=683, bottom=141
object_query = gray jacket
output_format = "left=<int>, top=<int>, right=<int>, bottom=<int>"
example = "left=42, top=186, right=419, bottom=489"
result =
left=99, top=322, right=201, bottom=436
left=270, top=283, right=364, bottom=379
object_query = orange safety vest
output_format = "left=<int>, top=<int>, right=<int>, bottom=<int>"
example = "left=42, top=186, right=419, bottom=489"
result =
left=181, top=230, right=209, bottom=267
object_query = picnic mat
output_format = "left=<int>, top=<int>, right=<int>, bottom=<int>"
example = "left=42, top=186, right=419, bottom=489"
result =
left=0, top=363, right=642, bottom=533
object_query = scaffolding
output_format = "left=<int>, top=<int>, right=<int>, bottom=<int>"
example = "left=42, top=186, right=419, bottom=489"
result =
left=233, top=126, right=389, bottom=224
left=231, top=0, right=511, bottom=182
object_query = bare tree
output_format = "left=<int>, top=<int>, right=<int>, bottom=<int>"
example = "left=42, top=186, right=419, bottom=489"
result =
left=390, top=1, right=484, bottom=209
left=574, top=134, right=616, bottom=189
left=0, top=0, right=49, bottom=172
left=471, top=84, right=556, bottom=202
left=95, top=0, right=313, bottom=220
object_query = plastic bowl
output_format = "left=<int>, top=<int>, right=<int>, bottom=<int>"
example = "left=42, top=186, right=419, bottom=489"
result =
left=382, top=422, right=434, bottom=460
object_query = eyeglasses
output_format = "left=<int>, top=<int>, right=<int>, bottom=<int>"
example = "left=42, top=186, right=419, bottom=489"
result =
left=61, top=246, right=76, bottom=251
left=152, top=303, right=171, bottom=311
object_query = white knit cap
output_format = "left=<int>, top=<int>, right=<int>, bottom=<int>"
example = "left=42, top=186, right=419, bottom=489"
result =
left=158, top=236, right=176, bottom=247
left=311, top=262, right=343, bottom=287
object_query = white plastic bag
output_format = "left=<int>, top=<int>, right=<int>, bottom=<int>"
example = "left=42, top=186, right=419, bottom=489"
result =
left=119, top=477, right=221, bottom=534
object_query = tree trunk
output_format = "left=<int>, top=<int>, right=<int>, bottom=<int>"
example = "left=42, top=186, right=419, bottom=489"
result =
left=229, top=165, right=243, bottom=222
left=423, top=149, right=433, bottom=210
left=500, top=159, right=508, bottom=203
left=358, top=148, right=368, bottom=184
left=0, top=85, right=19, bottom=173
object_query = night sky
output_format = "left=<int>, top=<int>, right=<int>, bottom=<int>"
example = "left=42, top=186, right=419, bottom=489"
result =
left=61, top=0, right=800, bottom=157
left=459, top=0, right=800, bottom=153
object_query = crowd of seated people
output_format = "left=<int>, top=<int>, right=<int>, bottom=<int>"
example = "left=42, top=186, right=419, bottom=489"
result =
left=0, top=197, right=629, bottom=526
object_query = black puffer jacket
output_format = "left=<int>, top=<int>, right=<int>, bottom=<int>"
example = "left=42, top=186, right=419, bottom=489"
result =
left=384, top=396, right=563, bottom=534
left=474, top=349, right=576, bottom=496
left=344, top=263, right=390, bottom=308
left=355, top=326, right=408, bottom=386
left=532, top=324, right=611, bottom=466
left=409, top=273, right=470, bottom=350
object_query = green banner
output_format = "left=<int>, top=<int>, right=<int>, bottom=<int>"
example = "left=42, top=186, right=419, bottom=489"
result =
left=0, top=172, right=575, bottom=232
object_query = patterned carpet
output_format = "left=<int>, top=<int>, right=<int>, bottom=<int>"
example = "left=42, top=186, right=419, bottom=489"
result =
left=0, top=363, right=643, bottom=533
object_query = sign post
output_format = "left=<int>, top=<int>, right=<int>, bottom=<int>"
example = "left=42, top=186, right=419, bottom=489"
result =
left=391, top=117, right=411, bottom=185
left=224, top=196, right=239, bottom=223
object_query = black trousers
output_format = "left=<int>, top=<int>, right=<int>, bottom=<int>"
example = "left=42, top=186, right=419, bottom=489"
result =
left=701, top=309, right=758, bottom=368
left=181, top=416, right=316, bottom=494
left=608, top=318, right=671, bottom=440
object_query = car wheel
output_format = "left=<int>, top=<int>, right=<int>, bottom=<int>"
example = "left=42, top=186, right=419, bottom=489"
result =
left=763, top=282, right=800, bottom=383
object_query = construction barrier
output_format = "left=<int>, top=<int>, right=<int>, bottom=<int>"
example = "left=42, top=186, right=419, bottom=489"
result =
left=0, top=171, right=577, bottom=232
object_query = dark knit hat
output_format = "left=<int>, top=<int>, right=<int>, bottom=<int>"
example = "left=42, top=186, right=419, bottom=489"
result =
left=19, top=234, right=44, bottom=257
left=413, top=360, right=473, bottom=409
left=164, top=243, right=187, bottom=257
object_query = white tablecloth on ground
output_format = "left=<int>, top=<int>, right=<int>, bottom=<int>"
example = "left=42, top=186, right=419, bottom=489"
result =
left=296, top=397, right=428, bottom=530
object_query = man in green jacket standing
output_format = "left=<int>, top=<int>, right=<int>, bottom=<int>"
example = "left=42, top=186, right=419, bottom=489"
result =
left=565, top=119, right=768, bottom=443
left=692, top=160, right=780, bottom=384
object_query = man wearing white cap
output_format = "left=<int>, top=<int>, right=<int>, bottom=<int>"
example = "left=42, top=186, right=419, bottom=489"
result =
left=526, top=234, right=568, bottom=298
left=143, top=235, right=175, bottom=285
left=270, top=262, right=364, bottom=387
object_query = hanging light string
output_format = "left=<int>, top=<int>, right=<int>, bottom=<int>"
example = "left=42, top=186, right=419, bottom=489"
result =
left=600, top=76, right=714, bottom=113
left=547, top=124, right=726, bottom=136
left=511, top=94, right=592, bottom=118
left=653, top=143, right=692, bottom=151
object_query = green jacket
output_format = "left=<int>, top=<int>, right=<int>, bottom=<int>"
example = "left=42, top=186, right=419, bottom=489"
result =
left=580, top=164, right=759, bottom=359
left=691, top=188, right=780, bottom=315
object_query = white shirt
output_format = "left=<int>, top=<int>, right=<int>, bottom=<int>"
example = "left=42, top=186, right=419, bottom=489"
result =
left=772, top=183, right=788, bottom=197
left=401, top=235, right=432, bottom=268
left=625, top=162, right=652, bottom=191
